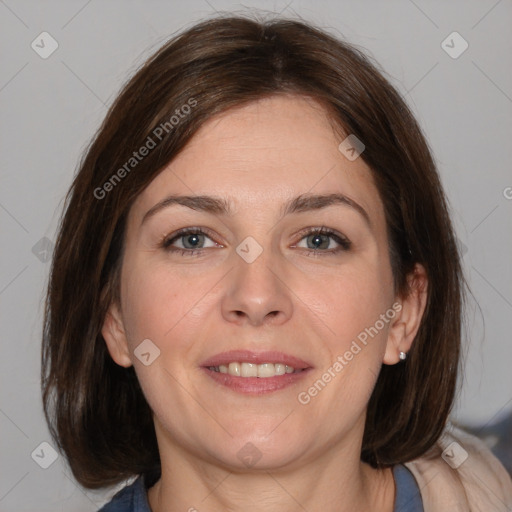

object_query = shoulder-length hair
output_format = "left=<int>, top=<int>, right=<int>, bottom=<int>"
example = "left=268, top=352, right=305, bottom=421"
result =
left=42, top=13, right=464, bottom=488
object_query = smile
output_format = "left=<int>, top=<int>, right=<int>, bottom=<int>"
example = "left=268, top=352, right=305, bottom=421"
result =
left=208, top=362, right=304, bottom=377
left=201, top=350, right=312, bottom=394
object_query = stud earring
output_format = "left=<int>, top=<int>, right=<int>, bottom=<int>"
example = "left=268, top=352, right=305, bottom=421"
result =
left=399, top=351, right=407, bottom=361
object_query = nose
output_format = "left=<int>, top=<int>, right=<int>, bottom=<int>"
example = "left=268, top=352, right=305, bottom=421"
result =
left=221, top=245, right=293, bottom=327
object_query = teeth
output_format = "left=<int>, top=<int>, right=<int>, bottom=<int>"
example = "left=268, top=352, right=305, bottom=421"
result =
left=210, top=362, right=303, bottom=378
left=275, top=363, right=286, bottom=375
left=228, top=362, right=240, bottom=376
left=257, top=363, right=275, bottom=377
left=241, top=362, right=258, bottom=377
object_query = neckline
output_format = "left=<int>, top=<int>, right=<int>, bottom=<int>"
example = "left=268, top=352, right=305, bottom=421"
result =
left=134, top=464, right=421, bottom=512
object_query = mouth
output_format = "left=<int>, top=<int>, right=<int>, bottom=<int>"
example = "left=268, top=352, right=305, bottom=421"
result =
left=208, top=362, right=304, bottom=377
left=200, top=350, right=313, bottom=394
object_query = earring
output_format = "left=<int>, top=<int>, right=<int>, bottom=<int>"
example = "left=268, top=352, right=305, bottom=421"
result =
left=399, top=351, right=407, bottom=361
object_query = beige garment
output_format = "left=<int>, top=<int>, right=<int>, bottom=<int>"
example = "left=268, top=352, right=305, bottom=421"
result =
left=404, top=427, right=512, bottom=512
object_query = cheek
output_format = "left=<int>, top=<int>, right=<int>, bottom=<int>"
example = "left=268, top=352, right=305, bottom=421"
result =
left=299, top=263, right=394, bottom=406
left=119, top=262, right=208, bottom=409
left=120, top=260, right=191, bottom=348
left=120, top=258, right=225, bottom=359
left=306, top=262, right=393, bottom=349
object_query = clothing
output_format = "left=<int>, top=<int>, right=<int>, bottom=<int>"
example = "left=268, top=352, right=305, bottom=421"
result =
left=394, top=464, right=424, bottom=511
left=98, top=464, right=422, bottom=511
left=98, top=428, right=512, bottom=512
left=98, top=476, right=149, bottom=512
left=404, top=426, right=512, bottom=511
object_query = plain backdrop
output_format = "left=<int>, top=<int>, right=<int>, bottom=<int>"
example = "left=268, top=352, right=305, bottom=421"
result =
left=1, top=0, right=511, bottom=510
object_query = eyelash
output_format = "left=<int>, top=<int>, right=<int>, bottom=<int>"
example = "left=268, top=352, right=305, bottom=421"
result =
left=161, top=226, right=351, bottom=257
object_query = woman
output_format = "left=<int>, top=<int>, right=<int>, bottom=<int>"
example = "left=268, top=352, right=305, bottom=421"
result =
left=41, top=14, right=512, bottom=511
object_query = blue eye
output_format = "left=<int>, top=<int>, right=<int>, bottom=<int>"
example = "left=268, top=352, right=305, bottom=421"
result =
left=296, top=228, right=351, bottom=253
left=162, top=228, right=218, bottom=256
left=161, top=226, right=351, bottom=257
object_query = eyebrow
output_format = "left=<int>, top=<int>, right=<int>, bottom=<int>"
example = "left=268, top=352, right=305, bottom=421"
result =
left=141, top=193, right=371, bottom=227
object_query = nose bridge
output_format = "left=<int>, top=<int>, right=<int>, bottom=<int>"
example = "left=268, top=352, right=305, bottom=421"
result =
left=221, top=233, right=293, bottom=326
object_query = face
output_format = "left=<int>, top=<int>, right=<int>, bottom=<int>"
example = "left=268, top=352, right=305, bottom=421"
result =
left=103, top=94, right=414, bottom=471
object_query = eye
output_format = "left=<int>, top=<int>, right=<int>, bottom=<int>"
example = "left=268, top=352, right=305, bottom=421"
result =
left=161, top=226, right=351, bottom=258
left=162, top=227, right=220, bottom=256
left=294, top=227, right=351, bottom=255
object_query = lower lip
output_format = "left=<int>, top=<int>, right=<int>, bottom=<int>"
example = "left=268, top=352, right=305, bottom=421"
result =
left=201, top=367, right=312, bottom=394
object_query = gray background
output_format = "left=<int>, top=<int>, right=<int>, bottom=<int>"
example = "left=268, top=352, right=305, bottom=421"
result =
left=1, top=0, right=511, bottom=510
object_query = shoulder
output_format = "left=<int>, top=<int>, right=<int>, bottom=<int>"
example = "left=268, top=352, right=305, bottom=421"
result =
left=405, top=426, right=512, bottom=512
left=98, top=476, right=150, bottom=512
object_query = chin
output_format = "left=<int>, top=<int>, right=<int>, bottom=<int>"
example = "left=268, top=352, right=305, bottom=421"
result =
left=209, top=429, right=308, bottom=471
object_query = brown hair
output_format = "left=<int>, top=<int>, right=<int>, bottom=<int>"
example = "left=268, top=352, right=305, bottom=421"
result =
left=41, top=13, right=464, bottom=489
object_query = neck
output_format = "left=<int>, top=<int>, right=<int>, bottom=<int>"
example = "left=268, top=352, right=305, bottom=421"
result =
left=147, top=438, right=395, bottom=512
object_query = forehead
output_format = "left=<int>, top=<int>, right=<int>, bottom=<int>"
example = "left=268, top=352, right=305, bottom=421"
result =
left=131, top=94, right=384, bottom=224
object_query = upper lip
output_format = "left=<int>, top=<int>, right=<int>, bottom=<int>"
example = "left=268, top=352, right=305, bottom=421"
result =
left=201, top=350, right=312, bottom=369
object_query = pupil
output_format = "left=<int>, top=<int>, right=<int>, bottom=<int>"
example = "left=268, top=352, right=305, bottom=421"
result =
left=185, top=234, right=201, bottom=248
left=310, top=234, right=326, bottom=249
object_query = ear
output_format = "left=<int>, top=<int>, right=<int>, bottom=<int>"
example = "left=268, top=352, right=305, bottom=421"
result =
left=102, top=302, right=133, bottom=368
left=383, top=263, right=428, bottom=365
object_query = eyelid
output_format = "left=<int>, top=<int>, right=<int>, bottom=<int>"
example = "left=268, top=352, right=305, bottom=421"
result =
left=161, top=226, right=222, bottom=248
left=293, top=225, right=347, bottom=240
left=161, top=225, right=351, bottom=256
left=291, top=226, right=351, bottom=250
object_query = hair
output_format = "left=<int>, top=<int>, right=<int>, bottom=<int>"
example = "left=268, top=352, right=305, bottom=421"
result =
left=41, top=13, right=465, bottom=489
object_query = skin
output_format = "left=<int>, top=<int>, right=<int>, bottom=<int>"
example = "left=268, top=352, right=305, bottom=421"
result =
left=102, top=94, right=428, bottom=512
